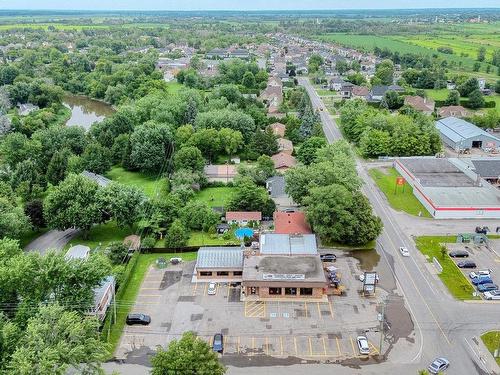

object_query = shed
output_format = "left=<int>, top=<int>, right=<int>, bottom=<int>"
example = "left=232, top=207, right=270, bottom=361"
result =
left=66, top=245, right=91, bottom=260
left=435, top=117, right=500, bottom=151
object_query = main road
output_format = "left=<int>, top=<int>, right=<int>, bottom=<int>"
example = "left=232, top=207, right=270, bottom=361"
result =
left=298, top=76, right=500, bottom=375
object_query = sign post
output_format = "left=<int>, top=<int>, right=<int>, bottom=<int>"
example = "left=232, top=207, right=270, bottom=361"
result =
left=395, top=176, right=405, bottom=194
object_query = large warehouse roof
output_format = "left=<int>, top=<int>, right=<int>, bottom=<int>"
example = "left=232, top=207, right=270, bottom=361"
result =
left=435, top=117, right=500, bottom=143
left=196, top=247, right=243, bottom=269
left=260, top=234, right=317, bottom=255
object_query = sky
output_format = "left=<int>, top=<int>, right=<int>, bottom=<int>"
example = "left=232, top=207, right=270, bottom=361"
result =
left=0, top=0, right=499, bottom=10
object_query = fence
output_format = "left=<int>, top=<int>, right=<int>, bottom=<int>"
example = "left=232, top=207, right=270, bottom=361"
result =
left=141, top=244, right=240, bottom=254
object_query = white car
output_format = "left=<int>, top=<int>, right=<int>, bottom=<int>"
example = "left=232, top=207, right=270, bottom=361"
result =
left=483, top=290, right=500, bottom=300
left=207, top=282, right=217, bottom=295
left=356, top=336, right=370, bottom=355
left=399, top=247, right=410, bottom=257
left=469, top=269, right=491, bottom=279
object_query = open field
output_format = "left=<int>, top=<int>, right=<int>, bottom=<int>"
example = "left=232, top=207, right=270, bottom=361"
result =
left=64, top=221, right=133, bottom=252
left=425, top=89, right=500, bottom=114
left=194, top=186, right=236, bottom=208
left=369, top=167, right=432, bottom=218
left=481, top=331, right=500, bottom=366
left=414, top=236, right=479, bottom=300
left=106, top=166, right=168, bottom=199
left=0, top=22, right=171, bottom=31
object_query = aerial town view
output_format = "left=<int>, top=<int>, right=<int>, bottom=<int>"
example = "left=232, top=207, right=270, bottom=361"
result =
left=0, top=1, right=500, bottom=374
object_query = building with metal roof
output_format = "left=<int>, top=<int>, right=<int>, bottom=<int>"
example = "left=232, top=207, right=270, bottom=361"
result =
left=435, top=117, right=500, bottom=151
left=65, top=245, right=91, bottom=260
left=259, top=234, right=317, bottom=255
left=195, top=247, right=244, bottom=281
left=81, top=171, right=111, bottom=187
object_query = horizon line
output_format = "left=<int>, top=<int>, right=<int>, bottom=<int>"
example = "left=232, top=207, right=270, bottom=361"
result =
left=1, top=7, right=500, bottom=11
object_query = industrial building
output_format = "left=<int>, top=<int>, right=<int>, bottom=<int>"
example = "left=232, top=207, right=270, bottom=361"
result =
left=435, top=117, right=500, bottom=152
left=194, top=247, right=244, bottom=281
left=394, top=157, right=500, bottom=219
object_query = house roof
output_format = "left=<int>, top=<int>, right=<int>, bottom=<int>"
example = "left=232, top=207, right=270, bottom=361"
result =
left=66, top=245, right=91, bottom=260
left=268, top=122, right=286, bottom=137
left=278, top=138, right=293, bottom=151
left=81, top=171, right=111, bottom=187
left=274, top=211, right=312, bottom=235
left=371, top=85, right=404, bottom=96
left=471, top=159, right=500, bottom=178
left=404, top=96, right=435, bottom=112
left=438, top=105, right=470, bottom=118
left=204, top=164, right=238, bottom=177
left=260, top=233, right=317, bottom=255
left=93, top=276, right=115, bottom=306
left=196, top=247, right=244, bottom=269
left=352, top=86, right=369, bottom=97
left=266, top=175, right=286, bottom=198
left=435, top=117, right=500, bottom=144
left=226, top=211, right=262, bottom=221
left=271, top=152, right=297, bottom=169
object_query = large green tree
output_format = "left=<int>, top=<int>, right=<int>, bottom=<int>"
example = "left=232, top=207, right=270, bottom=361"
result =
left=129, top=122, right=173, bottom=173
left=227, top=177, right=276, bottom=216
left=173, top=146, right=205, bottom=172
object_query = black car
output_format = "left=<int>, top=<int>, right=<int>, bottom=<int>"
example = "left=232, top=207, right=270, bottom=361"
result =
left=126, top=313, right=151, bottom=325
left=457, top=260, right=476, bottom=268
left=213, top=333, right=224, bottom=353
left=449, top=250, right=469, bottom=258
left=320, top=253, right=337, bottom=262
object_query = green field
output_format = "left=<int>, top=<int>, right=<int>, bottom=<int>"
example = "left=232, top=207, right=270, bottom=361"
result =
left=0, top=22, right=171, bottom=31
left=369, top=167, right=432, bottom=218
left=64, top=221, right=133, bottom=252
left=187, top=231, right=238, bottom=246
left=425, top=89, right=500, bottom=114
left=194, top=186, right=236, bottom=208
left=415, top=236, right=479, bottom=300
left=165, top=81, right=183, bottom=94
left=481, top=331, right=500, bottom=366
left=106, top=166, right=168, bottom=199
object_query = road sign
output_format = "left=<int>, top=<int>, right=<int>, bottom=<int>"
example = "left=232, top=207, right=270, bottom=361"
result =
left=396, top=177, right=405, bottom=186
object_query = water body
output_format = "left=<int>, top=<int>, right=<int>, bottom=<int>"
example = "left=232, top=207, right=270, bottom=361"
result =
left=63, top=95, right=114, bottom=131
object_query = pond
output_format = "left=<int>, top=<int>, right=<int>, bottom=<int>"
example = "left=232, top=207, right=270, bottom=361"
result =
left=63, top=95, right=115, bottom=131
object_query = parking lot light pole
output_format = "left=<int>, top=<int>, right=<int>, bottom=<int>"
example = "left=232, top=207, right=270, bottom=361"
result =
left=378, top=301, right=385, bottom=358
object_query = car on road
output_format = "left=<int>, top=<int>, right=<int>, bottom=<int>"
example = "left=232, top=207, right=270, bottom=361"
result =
left=399, top=247, right=410, bottom=257
left=212, top=333, right=224, bottom=353
left=472, top=276, right=493, bottom=285
left=427, top=357, right=450, bottom=374
left=356, top=336, right=370, bottom=355
left=449, top=250, right=469, bottom=258
left=483, top=290, right=500, bottom=300
left=207, top=282, right=217, bottom=295
left=126, top=313, right=151, bottom=325
left=457, top=260, right=476, bottom=268
left=320, top=253, right=337, bottom=262
left=477, top=283, right=498, bottom=293
left=469, top=270, right=491, bottom=279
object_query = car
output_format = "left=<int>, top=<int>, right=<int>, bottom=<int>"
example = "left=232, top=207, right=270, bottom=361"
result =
left=472, top=276, right=493, bottom=285
left=212, top=333, right=224, bottom=353
left=483, top=290, right=500, bottom=300
left=126, top=313, right=151, bottom=325
left=449, top=250, right=469, bottom=258
left=356, top=336, right=370, bottom=355
left=320, top=253, right=337, bottom=262
left=169, top=257, right=182, bottom=265
left=469, top=270, right=492, bottom=279
left=399, top=247, right=410, bottom=257
left=478, top=283, right=499, bottom=292
left=475, top=226, right=489, bottom=234
left=457, top=260, right=476, bottom=268
left=207, top=282, right=217, bottom=295
left=428, top=357, right=450, bottom=374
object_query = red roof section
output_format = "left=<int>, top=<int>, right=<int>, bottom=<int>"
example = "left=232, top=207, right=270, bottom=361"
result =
left=226, top=211, right=262, bottom=221
left=274, top=211, right=312, bottom=234
left=271, top=152, right=297, bottom=169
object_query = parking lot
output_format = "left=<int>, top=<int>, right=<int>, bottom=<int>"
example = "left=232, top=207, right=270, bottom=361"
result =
left=116, top=252, right=385, bottom=361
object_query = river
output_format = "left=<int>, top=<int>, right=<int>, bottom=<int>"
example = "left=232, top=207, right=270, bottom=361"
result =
left=63, top=95, right=115, bottom=131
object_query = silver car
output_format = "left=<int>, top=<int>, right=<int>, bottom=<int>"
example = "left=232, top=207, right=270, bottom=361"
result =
left=428, top=357, right=450, bottom=374
left=484, top=290, right=500, bottom=300
left=356, top=335, right=370, bottom=355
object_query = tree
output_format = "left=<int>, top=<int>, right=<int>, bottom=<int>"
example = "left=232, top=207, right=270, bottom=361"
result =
left=299, top=106, right=320, bottom=139
left=477, top=46, right=486, bottom=62
left=24, top=200, right=46, bottom=230
left=238, top=155, right=276, bottom=185
left=375, top=60, right=394, bottom=85
left=296, top=137, right=327, bottom=165
left=381, top=90, right=403, bottom=110
left=175, top=124, right=195, bottom=146
left=151, top=332, right=226, bottom=375
left=7, top=304, right=109, bottom=375
left=180, top=201, right=220, bottom=232
left=0, top=132, right=35, bottom=169
left=359, top=128, right=391, bottom=158
left=495, top=80, right=500, bottom=94
left=458, top=78, right=479, bottom=97
left=10, top=159, right=43, bottom=201
left=44, top=174, right=102, bottom=238
left=228, top=177, right=276, bottom=216
left=98, top=182, right=146, bottom=229
left=241, top=71, right=256, bottom=88
left=195, top=109, right=256, bottom=141
left=129, top=122, right=174, bottom=173
left=164, top=219, right=189, bottom=248
left=468, top=89, right=485, bottom=109
left=46, top=148, right=72, bottom=186
left=0, top=198, right=30, bottom=240
left=189, top=128, right=221, bottom=162
left=218, top=128, right=243, bottom=158
left=81, top=142, right=112, bottom=175
left=0, top=65, right=19, bottom=85
left=444, top=90, right=460, bottom=106
left=249, top=129, right=278, bottom=157
left=173, top=146, right=205, bottom=172
left=105, top=242, right=129, bottom=265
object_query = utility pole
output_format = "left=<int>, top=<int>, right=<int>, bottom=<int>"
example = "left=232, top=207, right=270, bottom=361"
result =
left=378, top=301, right=386, bottom=358
left=113, top=281, right=117, bottom=324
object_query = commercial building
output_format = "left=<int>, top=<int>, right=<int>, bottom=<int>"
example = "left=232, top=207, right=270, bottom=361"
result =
left=394, top=157, right=500, bottom=219
left=435, top=117, right=500, bottom=152
left=259, top=233, right=317, bottom=255
left=195, top=247, right=244, bottom=281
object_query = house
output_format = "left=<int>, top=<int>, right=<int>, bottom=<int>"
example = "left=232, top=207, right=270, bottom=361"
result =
left=216, top=223, right=231, bottom=234
left=226, top=211, right=262, bottom=225
left=195, top=247, right=244, bottom=281
left=404, top=96, right=435, bottom=115
left=206, top=48, right=228, bottom=59
left=228, top=48, right=250, bottom=60
left=435, top=117, right=500, bottom=151
left=81, top=171, right=111, bottom=187
left=204, top=164, right=238, bottom=183
left=446, top=81, right=456, bottom=90
left=438, top=105, right=470, bottom=119
left=90, top=276, right=115, bottom=321
left=259, top=76, right=283, bottom=115
left=266, top=175, right=296, bottom=208
left=351, top=85, right=369, bottom=100
left=369, top=85, right=404, bottom=101
left=277, top=138, right=294, bottom=155
left=478, top=78, right=486, bottom=90
left=329, top=77, right=345, bottom=91
left=273, top=211, right=312, bottom=235
left=340, top=82, right=355, bottom=99
left=268, top=122, right=286, bottom=137
left=271, top=152, right=297, bottom=171
left=65, top=245, right=91, bottom=261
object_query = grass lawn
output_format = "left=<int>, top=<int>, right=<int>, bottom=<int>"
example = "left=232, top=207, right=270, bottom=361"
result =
left=481, top=331, right=500, bottom=366
left=106, top=166, right=168, bottom=199
left=155, top=230, right=239, bottom=247
left=194, top=186, right=236, bottom=208
left=19, top=228, right=50, bottom=248
left=415, top=236, right=479, bottom=300
left=165, top=81, right=183, bottom=94
left=104, top=251, right=197, bottom=356
left=424, top=89, right=450, bottom=101
left=369, top=167, right=432, bottom=218
left=316, top=89, right=336, bottom=96
left=64, top=221, right=133, bottom=252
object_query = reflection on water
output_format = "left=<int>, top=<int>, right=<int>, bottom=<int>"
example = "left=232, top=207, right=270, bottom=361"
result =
left=348, top=249, right=380, bottom=271
left=64, top=95, right=114, bottom=130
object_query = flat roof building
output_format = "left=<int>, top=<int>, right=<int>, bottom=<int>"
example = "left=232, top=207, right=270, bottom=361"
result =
left=195, top=247, right=244, bottom=281
left=273, top=211, right=312, bottom=235
left=435, top=117, right=500, bottom=152
left=260, top=233, right=316, bottom=255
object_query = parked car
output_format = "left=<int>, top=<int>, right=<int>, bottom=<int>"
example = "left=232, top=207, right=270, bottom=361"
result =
left=449, top=250, right=469, bottom=258
left=472, top=276, right=493, bottom=285
left=356, top=336, right=370, bottom=355
left=320, top=253, right=337, bottom=262
left=469, top=270, right=491, bottom=279
left=428, top=357, right=450, bottom=374
left=207, top=282, right=217, bottom=295
left=457, top=261, right=476, bottom=269
left=212, top=333, right=224, bottom=353
left=477, top=283, right=498, bottom=293
left=483, top=290, right=500, bottom=300
left=475, top=226, right=489, bottom=234
left=126, top=313, right=151, bottom=325
left=399, top=247, right=410, bottom=257
left=170, top=257, right=182, bottom=265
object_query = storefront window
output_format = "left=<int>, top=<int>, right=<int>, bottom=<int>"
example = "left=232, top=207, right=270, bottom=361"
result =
left=200, top=271, right=212, bottom=276
left=285, top=287, right=297, bottom=295
left=300, top=288, right=313, bottom=296
left=217, top=271, right=229, bottom=276
left=233, top=271, right=242, bottom=276
left=269, top=287, right=282, bottom=295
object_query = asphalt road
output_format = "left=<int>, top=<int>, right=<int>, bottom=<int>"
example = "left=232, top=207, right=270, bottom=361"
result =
left=24, top=228, right=80, bottom=254
left=299, top=76, right=500, bottom=375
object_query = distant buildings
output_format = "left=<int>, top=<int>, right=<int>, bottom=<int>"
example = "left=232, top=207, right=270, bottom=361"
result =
left=435, top=117, right=500, bottom=152
left=438, top=105, right=470, bottom=119
left=404, top=96, right=435, bottom=115
left=204, top=164, right=238, bottom=183
left=271, top=152, right=297, bottom=171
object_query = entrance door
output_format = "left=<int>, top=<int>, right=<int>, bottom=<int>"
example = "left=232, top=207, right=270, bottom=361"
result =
left=472, top=140, right=482, bottom=148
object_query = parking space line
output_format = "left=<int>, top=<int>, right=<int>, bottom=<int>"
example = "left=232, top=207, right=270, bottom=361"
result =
left=294, top=337, right=298, bottom=356
left=308, top=337, right=313, bottom=356
left=280, top=336, right=284, bottom=356
left=251, top=337, right=255, bottom=356
left=226, top=285, right=231, bottom=298
left=322, top=337, right=327, bottom=356
left=350, top=337, right=356, bottom=356
left=209, top=336, right=213, bottom=347
left=369, top=341, right=380, bottom=355
left=224, top=334, right=227, bottom=350
left=140, top=287, right=159, bottom=290
left=336, top=337, right=341, bottom=356
left=265, top=337, right=269, bottom=355
left=204, top=283, right=208, bottom=295
left=137, top=294, right=161, bottom=297
left=317, top=302, right=322, bottom=319
left=328, top=300, right=334, bottom=318
left=304, top=301, right=308, bottom=317
left=237, top=336, right=240, bottom=354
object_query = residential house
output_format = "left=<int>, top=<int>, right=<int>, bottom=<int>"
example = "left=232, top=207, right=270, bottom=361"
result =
left=478, top=78, right=486, bottom=90
left=277, top=138, right=294, bottom=155
left=65, top=245, right=91, bottom=261
left=340, top=82, right=355, bottom=99
left=228, top=48, right=250, bottom=60
left=329, top=77, right=345, bottom=91
left=226, top=211, right=262, bottom=226
left=266, top=175, right=296, bottom=208
left=438, top=105, right=470, bottom=118
left=268, top=122, right=286, bottom=137
left=90, top=276, right=116, bottom=321
left=81, top=171, right=111, bottom=187
left=446, top=81, right=456, bottom=90
left=206, top=48, right=228, bottom=59
left=369, top=85, right=404, bottom=101
left=271, top=152, right=297, bottom=171
left=404, top=96, right=435, bottom=115
left=17, top=103, right=39, bottom=116
left=351, top=86, right=369, bottom=100
left=204, top=164, right=238, bottom=183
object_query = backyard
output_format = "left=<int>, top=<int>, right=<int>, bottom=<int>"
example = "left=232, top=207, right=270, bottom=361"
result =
left=194, top=186, right=236, bottom=208
left=63, top=221, right=133, bottom=252
left=106, top=166, right=168, bottom=198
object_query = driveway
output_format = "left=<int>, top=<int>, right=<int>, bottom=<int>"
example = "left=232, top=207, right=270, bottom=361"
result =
left=24, top=228, right=80, bottom=254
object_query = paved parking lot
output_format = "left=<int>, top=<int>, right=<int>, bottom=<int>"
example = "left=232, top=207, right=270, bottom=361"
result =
left=116, top=252, right=385, bottom=362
